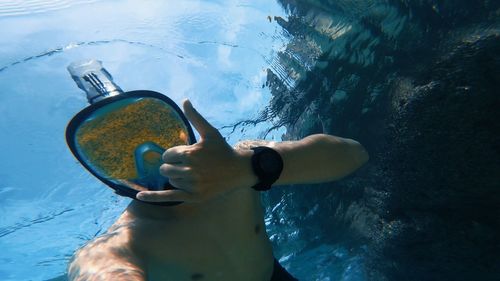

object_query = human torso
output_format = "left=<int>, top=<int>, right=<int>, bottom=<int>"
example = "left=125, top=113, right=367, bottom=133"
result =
left=110, top=188, right=274, bottom=281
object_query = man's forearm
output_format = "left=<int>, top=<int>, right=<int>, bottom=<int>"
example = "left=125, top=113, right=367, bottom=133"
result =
left=273, top=134, right=368, bottom=185
left=236, top=134, right=369, bottom=187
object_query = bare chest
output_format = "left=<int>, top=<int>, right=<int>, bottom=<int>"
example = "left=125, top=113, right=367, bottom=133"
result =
left=122, top=190, right=274, bottom=280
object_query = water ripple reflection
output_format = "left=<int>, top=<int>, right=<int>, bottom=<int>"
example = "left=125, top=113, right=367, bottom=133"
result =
left=0, top=208, right=74, bottom=238
left=0, top=0, right=102, bottom=17
left=0, top=39, right=263, bottom=74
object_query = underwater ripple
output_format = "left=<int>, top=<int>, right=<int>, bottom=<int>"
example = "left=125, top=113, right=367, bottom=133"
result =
left=0, top=0, right=102, bottom=17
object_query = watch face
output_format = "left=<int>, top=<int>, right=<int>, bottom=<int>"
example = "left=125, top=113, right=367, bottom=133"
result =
left=250, top=146, right=283, bottom=191
left=259, top=151, right=282, bottom=174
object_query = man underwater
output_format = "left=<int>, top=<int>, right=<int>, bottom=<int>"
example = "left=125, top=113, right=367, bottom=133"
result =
left=67, top=99, right=369, bottom=281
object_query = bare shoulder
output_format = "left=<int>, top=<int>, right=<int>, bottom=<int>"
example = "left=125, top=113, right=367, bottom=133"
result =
left=67, top=222, right=146, bottom=281
left=233, top=139, right=277, bottom=150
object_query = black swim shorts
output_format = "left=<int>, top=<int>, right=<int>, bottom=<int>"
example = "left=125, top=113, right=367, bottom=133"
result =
left=270, top=259, right=298, bottom=281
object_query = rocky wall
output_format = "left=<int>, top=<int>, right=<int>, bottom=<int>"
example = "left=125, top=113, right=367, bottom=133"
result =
left=259, top=1, right=500, bottom=280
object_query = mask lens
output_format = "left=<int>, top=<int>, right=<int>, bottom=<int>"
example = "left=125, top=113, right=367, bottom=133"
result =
left=71, top=96, right=190, bottom=192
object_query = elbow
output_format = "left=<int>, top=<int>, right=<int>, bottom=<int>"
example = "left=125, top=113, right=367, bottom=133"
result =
left=312, top=134, right=369, bottom=172
left=316, top=134, right=370, bottom=167
left=342, top=138, right=369, bottom=169
left=354, top=142, right=369, bottom=167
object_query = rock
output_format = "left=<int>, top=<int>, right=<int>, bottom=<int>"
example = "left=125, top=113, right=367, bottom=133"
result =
left=258, top=1, right=500, bottom=280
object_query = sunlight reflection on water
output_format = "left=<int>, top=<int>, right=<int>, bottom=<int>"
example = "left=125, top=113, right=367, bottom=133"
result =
left=0, top=1, right=290, bottom=280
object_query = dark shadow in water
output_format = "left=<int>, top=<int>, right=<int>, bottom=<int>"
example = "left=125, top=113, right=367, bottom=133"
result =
left=250, top=0, right=500, bottom=280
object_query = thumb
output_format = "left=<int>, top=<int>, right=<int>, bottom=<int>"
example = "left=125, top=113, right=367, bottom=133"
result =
left=183, top=99, right=220, bottom=139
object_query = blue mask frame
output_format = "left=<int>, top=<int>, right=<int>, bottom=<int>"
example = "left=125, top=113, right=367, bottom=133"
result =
left=66, top=90, right=196, bottom=206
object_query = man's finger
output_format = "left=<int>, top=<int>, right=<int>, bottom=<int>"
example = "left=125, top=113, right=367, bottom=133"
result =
left=162, top=145, right=190, bottom=164
left=159, top=164, right=191, bottom=178
left=168, top=178, right=193, bottom=190
left=136, top=189, right=191, bottom=202
left=183, top=99, right=221, bottom=139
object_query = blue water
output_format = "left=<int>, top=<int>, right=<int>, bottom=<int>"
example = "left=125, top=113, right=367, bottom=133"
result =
left=0, top=1, right=368, bottom=280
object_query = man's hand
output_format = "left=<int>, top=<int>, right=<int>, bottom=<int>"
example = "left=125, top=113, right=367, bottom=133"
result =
left=136, top=100, right=257, bottom=203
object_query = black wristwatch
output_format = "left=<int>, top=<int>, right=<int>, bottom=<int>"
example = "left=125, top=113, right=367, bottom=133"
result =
left=250, top=146, right=283, bottom=191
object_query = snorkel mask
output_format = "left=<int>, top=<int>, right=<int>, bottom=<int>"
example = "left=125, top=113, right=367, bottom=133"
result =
left=65, top=59, right=196, bottom=206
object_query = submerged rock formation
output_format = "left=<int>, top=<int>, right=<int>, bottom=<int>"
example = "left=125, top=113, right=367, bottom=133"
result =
left=258, top=1, right=500, bottom=280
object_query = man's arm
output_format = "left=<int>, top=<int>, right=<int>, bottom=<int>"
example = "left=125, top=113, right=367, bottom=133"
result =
left=136, top=100, right=368, bottom=203
left=234, top=134, right=369, bottom=186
